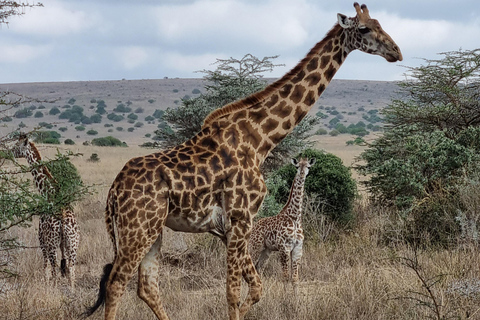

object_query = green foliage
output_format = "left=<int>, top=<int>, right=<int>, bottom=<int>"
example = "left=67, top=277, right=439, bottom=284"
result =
left=265, top=149, right=357, bottom=224
left=148, top=99, right=155, bottom=104
left=152, top=109, right=164, bottom=119
left=315, top=128, right=328, bottom=135
left=49, top=106, right=60, bottom=115
left=86, top=129, right=98, bottom=136
left=14, top=108, right=32, bottom=118
left=88, top=153, right=100, bottom=162
left=113, top=103, right=131, bottom=113
left=34, top=111, right=43, bottom=118
left=91, top=136, right=127, bottom=147
left=192, top=88, right=201, bottom=94
left=357, top=49, right=480, bottom=246
left=358, top=128, right=479, bottom=209
left=33, top=131, right=61, bottom=144
left=67, top=98, right=76, bottom=105
left=75, top=125, right=85, bottom=131
left=64, top=138, right=75, bottom=145
left=59, top=105, right=84, bottom=122
left=107, top=113, right=124, bottom=122
left=90, top=113, right=102, bottom=123
left=127, top=113, right=138, bottom=120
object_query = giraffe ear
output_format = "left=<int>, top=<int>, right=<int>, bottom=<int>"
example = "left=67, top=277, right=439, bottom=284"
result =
left=291, top=158, right=299, bottom=167
left=337, top=13, right=353, bottom=28
left=308, top=158, right=316, bottom=166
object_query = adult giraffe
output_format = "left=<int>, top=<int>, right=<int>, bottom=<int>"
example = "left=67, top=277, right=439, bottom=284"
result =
left=85, top=3, right=402, bottom=320
left=11, top=134, right=79, bottom=288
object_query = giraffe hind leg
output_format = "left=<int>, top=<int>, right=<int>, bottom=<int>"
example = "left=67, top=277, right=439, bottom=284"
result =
left=137, top=233, right=169, bottom=320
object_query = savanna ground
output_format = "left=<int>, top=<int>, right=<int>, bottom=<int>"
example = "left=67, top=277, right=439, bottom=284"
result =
left=1, top=135, right=480, bottom=320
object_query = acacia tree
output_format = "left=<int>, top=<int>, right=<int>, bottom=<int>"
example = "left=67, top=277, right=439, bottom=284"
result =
left=384, top=49, right=480, bottom=138
left=153, top=54, right=320, bottom=172
left=356, top=49, right=480, bottom=245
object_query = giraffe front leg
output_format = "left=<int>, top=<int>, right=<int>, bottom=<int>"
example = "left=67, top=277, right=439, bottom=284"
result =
left=291, top=242, right=303, bottom=296
left=279, top=248, right=291, bottom=291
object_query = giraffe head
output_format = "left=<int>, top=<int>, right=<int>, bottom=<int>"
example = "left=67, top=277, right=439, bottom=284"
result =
left=291, top=157, right=316, bottom=179
left=11, top=133, right=31, bottom=159
left=337, top=2, right=402, bottom=62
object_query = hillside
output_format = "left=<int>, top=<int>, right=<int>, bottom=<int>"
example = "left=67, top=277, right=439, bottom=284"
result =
left=0, top=78, right=401, bottom=145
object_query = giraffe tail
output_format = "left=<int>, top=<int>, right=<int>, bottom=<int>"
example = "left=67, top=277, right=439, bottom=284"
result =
left=60, top=259, right=67, bottom=277
left=81, top=263, right=113, bottom=318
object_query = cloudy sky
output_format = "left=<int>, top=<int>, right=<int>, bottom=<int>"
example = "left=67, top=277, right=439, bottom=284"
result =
left=1, top=0, right=479, bottom=84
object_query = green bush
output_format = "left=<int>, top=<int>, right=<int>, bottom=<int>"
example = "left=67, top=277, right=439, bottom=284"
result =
left=75, top=126, right=85, bottom=131
left=263, top=148, right=357, bottom=224
left=33, top=131, right=61, bottom=144
left=14, top=108, right=32, bottom=118
left=86, top=129, right=98, bottom=136
left=91, top=136, right=128, bottom=147
left=64, top=139, right=75, bottom=145
left=315, top=128, right=328, bottom=135
left=34, top=111, right=44, bottom=118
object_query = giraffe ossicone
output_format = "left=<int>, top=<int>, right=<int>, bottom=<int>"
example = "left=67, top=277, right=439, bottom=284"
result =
left=11, top=133, right=79, bottom=289
left=85, top=3, right=401, bottom=320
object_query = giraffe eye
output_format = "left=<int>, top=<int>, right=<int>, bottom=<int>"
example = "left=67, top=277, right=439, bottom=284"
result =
left=359, top=27, right=370, bottom=34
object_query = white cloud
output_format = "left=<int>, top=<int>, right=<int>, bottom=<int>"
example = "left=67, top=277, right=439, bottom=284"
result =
left=116, top=46, right=150, bottom=70
left=7, top=1, right=98, bottom=36
left=152, top=0, right=322, bottom=51
left=1, top=44, right=52, bottom=63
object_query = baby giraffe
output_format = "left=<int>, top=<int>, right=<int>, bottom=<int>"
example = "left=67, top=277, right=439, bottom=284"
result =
left=249, top=157, right=315, bottom=293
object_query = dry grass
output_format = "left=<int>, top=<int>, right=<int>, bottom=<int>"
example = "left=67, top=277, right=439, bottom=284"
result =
left=1, top=143, right=480, bottom=320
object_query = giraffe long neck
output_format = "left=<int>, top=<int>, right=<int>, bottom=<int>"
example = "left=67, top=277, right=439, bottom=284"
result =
left=202, top=23, right=350, bottom=164
left=280, top=169, right=308, bottom=221
left=22, top=142, right=56, bottom=199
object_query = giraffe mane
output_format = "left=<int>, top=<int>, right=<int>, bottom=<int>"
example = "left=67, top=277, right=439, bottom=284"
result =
left=201, top=23, right=344, bottom=128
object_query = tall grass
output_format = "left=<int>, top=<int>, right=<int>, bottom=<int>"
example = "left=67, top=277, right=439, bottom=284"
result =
left=1, top=145, right=480, bottom=320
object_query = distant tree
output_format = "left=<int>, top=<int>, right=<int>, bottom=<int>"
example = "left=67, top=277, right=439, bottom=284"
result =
left=49, top=106, right=61, bottom=115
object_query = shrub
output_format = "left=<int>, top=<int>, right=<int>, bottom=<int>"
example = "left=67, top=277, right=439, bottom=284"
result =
left=33, top=131, right=61, bottom=144
left=34, top=111, right=43, bottom=118
left=14, top=108, right=32, bottom=118
left=75, top=126, right=85, bottom=131
left=64, top=139, right=75, bottom=145
left=315, top=128, right=328, bottom=135
left=86, top=130, right=98, bottom=136
left=134, top=107, right=144, bottom=113
left=107, top=113, right=124, bottom=122
left=264, top=148, right=357, bottom=224
left=192, top=88, right=201, bottom=94
left=90, top=114, right=102, bottom=123
left=59, top=127, right=68, bottom=132
left=329, top=129, right=339, bottom=136
left=91, top=136, right=127, bottom=147
left=87, top=153, right=100, bottom=162
left=113, top=104, right=131, bottom=113
left=127, top=113, right=138, bottom=120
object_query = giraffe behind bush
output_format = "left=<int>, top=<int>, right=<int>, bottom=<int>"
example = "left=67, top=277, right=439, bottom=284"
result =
left=11, top=134, right=79, bottom=288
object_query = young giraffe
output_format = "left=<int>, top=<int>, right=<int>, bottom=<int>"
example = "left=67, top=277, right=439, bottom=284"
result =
left=11, top=134, right=79, bottom=288
left=249, top=157, right=315, bottom=293
left=85, top=3, right=401, bottom=320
